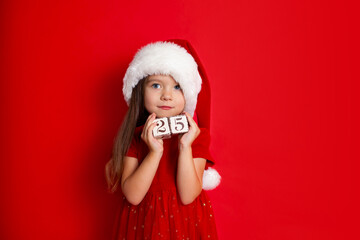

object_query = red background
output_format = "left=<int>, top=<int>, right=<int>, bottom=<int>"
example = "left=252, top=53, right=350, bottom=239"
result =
left=1, top=0, right=359, bottom=239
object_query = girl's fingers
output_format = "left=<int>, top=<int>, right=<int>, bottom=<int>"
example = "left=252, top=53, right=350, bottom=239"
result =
left=148, top=118, right=157, bottom=131
left=143, top=113, right=156, bottom=135
left=185, top=112, right=193, bottom=125
left=147, top=119, right=164, bottom=151
left=183, top=111, right=200, bottom=138
left=140, top=113, right=163, bottom=152
left=144, top=113, right=155, bottom=127
left=184, top=112, right=197, bottom=129
left=147, top=120, right=157, bottom=140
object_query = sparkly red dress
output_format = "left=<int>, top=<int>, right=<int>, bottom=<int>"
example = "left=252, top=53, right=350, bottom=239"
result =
left=112, top=126, right=218, bottom=240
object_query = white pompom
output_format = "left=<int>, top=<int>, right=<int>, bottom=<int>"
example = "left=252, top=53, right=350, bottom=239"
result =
left=202, top=167, right=221, bottom=190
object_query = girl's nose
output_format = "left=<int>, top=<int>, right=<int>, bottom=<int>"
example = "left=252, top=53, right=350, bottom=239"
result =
left=161, top=89, right=173, bottom=101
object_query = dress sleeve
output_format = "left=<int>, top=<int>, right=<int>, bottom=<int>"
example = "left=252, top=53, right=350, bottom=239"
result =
left=125, top=135, right=138, bottom=158
left=192, top=128, right=215, bottom=167
left=126, top=125, right=145, bottom=159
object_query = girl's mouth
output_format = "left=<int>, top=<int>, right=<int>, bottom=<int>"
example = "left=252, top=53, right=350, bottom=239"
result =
left=159, top=106, right=173, bottom=110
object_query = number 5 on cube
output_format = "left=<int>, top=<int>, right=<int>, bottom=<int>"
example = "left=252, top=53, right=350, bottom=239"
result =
left=169, top=115, right=189, bottom=134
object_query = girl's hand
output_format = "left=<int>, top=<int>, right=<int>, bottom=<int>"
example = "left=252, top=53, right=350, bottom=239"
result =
left=141, top=113, right=164, bottom=154
left=178, top=112, right=200, bottom=149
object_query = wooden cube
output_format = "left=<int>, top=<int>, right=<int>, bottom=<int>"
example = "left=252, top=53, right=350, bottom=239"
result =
left=169, top=114, right=189, bottom=135
left=153, top=117, right=171, bottom=139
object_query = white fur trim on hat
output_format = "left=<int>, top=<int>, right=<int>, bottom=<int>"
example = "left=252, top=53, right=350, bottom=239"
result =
left=123, top=41, right=202, bottom=116
left=202, top=167, right=221, bottom=190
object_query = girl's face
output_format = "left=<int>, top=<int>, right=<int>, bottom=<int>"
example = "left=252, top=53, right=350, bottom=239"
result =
left=144, top=75, right=185, bottom=118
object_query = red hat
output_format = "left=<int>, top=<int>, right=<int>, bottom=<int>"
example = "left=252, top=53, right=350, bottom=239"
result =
left=166, top=39, right=211, bottom=130
left=166, top=39, right=221, bottom=190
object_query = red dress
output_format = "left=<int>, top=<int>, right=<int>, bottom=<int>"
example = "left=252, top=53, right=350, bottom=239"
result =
left=112, top=126, right=218, bottom=240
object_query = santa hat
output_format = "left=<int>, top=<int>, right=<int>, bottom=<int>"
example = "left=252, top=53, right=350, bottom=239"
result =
left=123, top=39, right=221, bottom=190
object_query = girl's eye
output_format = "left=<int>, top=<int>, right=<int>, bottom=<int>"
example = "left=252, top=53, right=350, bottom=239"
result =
left=151, top=83, right=160, bottom=89
left=174, top=85, right=181, bottom=90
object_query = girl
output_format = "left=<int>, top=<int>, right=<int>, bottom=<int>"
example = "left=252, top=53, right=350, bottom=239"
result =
left=106, top=40, right=221, bottom=240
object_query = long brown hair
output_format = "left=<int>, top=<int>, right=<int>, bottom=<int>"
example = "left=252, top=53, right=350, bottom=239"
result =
left=105, top=78, right=149, bottom=193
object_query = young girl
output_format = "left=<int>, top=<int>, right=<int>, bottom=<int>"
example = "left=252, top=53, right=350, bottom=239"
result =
left=106, top=40, right=221, bottom=240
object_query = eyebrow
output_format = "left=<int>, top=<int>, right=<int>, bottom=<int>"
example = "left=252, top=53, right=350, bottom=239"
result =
left=146, top=78, right=163, bottom=83
left=146, top=77, right=180, bottom=86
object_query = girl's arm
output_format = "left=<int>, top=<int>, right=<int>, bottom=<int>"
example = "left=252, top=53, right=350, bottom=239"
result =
left=177, top=112, right=206, bottom=205
left=121, top=113, right=163, bottom=205
left=121, top=152, right=162, bottom=205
